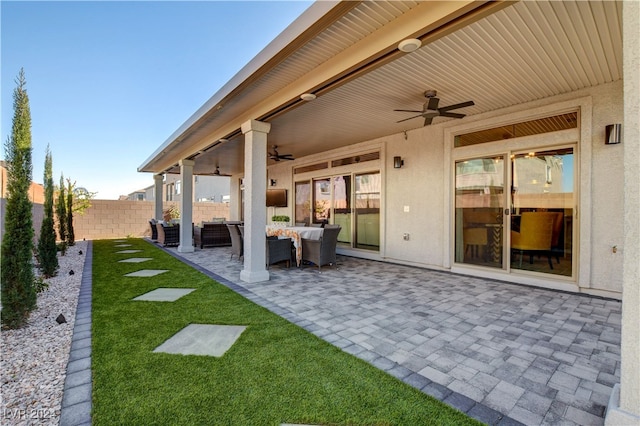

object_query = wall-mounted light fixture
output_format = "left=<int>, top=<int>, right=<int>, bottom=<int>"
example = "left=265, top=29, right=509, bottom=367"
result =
left=270, top=179, right=277, bottom=186
left=393, top=156, right=404, bottom=169
left=605, top=124, right=622, bottom=145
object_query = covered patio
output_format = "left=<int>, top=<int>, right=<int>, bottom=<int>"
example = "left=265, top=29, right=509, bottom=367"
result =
left=139, top=1, right=639, bottom=423
left=165, top=244, right=621, bottom=425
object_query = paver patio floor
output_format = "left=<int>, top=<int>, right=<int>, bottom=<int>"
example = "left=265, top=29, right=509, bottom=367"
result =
left=166, top=244, right=621, bottom=426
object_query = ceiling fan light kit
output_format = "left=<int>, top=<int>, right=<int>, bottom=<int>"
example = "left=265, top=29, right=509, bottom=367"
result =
left=398, top=38, right=421, bottom=53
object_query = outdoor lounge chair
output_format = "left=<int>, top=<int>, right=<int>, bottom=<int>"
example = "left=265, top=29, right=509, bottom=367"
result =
left=301, top=225, right=341, bottom=271
left=156, top=223, right=180, bottom=247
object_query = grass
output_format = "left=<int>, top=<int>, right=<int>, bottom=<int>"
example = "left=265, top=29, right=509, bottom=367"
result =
left=92, top=238, right=481, bottom=425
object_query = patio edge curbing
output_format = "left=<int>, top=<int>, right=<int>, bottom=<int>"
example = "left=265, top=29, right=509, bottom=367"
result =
left=59, top=241, right=93, bottom=426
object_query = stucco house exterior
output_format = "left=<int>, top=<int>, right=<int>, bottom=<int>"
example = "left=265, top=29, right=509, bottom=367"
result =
left=126, top=174, right=230, bottom=203
left=139, top=1, right=639, bottom=423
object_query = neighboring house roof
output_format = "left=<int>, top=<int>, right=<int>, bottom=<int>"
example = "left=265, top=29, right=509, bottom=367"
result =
left=138, top=0, right=623, bottom=178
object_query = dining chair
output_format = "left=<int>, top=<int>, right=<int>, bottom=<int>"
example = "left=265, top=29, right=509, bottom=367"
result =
left=226, top=224, right=243, bottom=260
left=511, top=212, right=555, bottom=269
left=266, top=236, right=292, bottom=268
left=301, top=225, right=341, bottom=271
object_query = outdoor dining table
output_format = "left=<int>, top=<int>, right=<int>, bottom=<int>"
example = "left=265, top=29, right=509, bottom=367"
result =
left=266, top=225, right=324, bottom=266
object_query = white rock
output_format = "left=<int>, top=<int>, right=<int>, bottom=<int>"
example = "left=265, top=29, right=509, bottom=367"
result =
left=0, top=241, right=87, bottom=426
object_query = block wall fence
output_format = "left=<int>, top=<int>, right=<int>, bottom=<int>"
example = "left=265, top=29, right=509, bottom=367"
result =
left=1, top=199, right=230, bottom=242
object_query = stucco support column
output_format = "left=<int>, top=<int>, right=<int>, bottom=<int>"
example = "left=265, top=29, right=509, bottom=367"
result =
left=605, top=1, right=640, bottom=424
left=178, top=159, right=195, bottom=253
left=239, top=119, right=270, bottom=283
left=153, top=174, right=164, bottom=220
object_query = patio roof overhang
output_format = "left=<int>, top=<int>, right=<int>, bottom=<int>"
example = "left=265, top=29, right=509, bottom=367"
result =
left=138, top=0, right=623, bottom=178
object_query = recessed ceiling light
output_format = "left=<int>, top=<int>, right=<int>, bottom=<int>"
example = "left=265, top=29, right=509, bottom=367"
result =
left=398, top=38, right=421, bottom=53
left=300, top=93, right=316, bottom=101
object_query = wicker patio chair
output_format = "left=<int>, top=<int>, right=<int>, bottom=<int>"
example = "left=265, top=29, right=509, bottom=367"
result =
left=301, top=225, right=341, bottom=271
left=156, top=223, right=180, bottom=247
left=266, top=236, right=292, bottom=268
left=227, top=223, right=243, bottom=260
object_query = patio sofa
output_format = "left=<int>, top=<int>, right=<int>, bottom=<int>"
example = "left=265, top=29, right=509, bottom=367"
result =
left=193, top=222, right=237, bottom=248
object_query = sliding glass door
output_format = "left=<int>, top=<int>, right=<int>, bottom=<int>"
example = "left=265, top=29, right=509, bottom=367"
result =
left=296, top=171, right=380, bottom=251
left=454, top=147, right=575, bottom=277
left=510, top=148, right=574, bottom=276
left=454, top=156, right=505, bottom=269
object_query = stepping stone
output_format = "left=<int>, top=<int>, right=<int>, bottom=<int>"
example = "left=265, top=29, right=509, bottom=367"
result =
left=114, top=244, right=132, bottom=247
left=133, top=288, right=195, bottom=302
left=125, top=269, right=169, bottom=277
left=118, top=257, right=153, bottom=263
left=154, top=324, right=246, bottom=357
left=114, top=240, right=126, bottom=243
left=117, top=250, right=142, bottom=254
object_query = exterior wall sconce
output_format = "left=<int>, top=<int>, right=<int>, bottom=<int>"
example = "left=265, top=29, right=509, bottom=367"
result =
left=270, top=179, right=277, bottom=186
left=605, top=124, right=622, bottom=144
left=393, top=156, right=404, bottom=169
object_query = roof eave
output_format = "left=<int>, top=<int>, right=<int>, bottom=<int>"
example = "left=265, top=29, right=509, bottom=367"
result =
left=138, top=0, right=347, bottom=174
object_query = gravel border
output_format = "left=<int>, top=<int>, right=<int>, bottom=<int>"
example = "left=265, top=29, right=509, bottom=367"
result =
left=1, top=241, right=88, bottom=426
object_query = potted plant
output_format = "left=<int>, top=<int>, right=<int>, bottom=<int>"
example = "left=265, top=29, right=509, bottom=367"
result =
left=271, top=215, right=290, bottom=227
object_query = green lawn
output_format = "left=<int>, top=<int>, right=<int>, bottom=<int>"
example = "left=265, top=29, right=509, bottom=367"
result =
left=92, top=238, right=481, bottom=425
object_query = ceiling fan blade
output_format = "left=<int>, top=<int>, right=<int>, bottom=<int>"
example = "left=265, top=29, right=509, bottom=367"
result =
left=396, top=114, right=424, bottom=123
left=394, top=109, right=423, bottom=113
left=439, top=112, right=466, bottom=119
left=426, top=97, right=440, bottom=111
left=281, top=156, right=294, bottom=161
left=439, top=100, right=475, bottom=112
left=423, top=116, right=434, bottom=126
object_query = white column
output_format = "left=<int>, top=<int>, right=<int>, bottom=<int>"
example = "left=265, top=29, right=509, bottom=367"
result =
left=178, top=159, right=195, bottom=253
left=154, top=174, right=164, bottom=220
left=239, top=119, right=270, bottom=283
left=605, top=1, right=640, bottom=424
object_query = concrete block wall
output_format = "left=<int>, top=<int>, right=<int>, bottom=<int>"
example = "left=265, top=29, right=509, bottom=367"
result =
left=71, top=200, right=229, bottom=240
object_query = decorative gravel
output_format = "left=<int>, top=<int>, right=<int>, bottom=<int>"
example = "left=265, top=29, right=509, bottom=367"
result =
left=1, top=241, right=87, bottom=426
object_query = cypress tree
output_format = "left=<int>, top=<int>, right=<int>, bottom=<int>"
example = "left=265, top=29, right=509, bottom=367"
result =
left=37, top=145, right=58, bottom=277
left=66, top=179, right=75, bottom=246
left=1, top=69, right=37, bottom=329
left=56, top=173, right=67, bottom=254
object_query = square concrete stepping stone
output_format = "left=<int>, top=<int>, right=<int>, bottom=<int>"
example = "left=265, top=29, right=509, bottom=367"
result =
left=125, top=269, right=169, bottom=277
left=117, top=250, right=142, bottom=254
left=154, top=324, right=246, bottom=357
left=133, top=288, right=195, bottom=302
left=118, top=257, right=153, bottom=263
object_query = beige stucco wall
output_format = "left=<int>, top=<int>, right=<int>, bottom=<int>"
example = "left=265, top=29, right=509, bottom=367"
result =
left=71, top=200, right=229, bottom=240
left=587, top=81, right=625, bottom=293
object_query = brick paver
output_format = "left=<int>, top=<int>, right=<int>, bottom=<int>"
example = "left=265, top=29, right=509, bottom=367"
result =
left=170, top=245, right=622, bottom=426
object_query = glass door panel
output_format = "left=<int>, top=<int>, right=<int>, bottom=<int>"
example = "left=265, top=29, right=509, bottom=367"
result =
left=312, top=178, right=331, bottom=226
left=294, top=181, right=311, bottom=225
left=510, top=148, right=574, bottom=276
left=333, top=175, right=352, bottom=244
left=454, top=157, right=505, bottom=268
left=354, top=172, right=380, bottom=250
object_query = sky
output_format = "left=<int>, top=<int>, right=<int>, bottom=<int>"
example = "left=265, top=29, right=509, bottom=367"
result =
left=1, top=0, right=312, bottom=199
